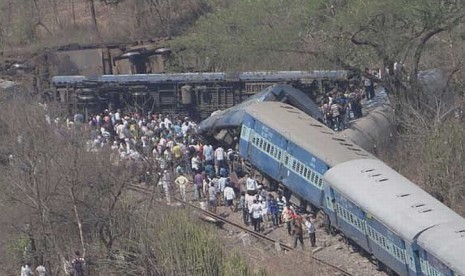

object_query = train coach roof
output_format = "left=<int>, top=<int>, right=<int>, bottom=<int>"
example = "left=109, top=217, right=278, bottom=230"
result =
left=244, top=102, right=374, bottom=167
left=417, top=221, right=465, bottom=274
left=324, top=159, right=463, bottom=242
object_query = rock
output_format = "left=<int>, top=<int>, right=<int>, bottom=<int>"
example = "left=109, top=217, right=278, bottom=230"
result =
left=311, top=247, right=322, bottom=254
left=239, top=232, right=252, bottom=246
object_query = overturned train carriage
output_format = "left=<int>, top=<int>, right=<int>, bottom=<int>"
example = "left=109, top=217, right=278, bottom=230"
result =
left=50, top=70, right=348, bottom=119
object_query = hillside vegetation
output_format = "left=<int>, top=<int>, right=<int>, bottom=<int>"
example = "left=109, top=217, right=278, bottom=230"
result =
left=1, top=0, right=465, bottom=274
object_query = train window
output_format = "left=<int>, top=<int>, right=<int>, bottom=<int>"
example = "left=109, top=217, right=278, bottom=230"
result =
left=311, top=172, right=315, bottom=183
left=284, top=155, right=289, bottom=165
left=304, top=168, right=308, bottom=178
left=299, top=164, right=304, bottom=175
left=292, top=160, right=296, bottom=170
left=296, top=162, right=300, bottom=172
left=252, top=137, right=256, bottom=144
left=318, top=178, right=323, bottom=187
left=278, top=151, right=282, bottom=160
left=259, top=139, right=263, bottom=149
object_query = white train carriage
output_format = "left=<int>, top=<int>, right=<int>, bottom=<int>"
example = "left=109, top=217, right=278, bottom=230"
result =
left=323, top=159, right=463, bottom=276
left=417, top=221, right=465, bottom=276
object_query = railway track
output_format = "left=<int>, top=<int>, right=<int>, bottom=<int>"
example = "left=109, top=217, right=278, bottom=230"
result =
left=128, top=184, right=354, bottom=276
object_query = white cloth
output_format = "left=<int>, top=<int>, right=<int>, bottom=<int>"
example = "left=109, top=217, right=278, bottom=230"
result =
left=224, top=186, right=236, bottom=200
left=246, top=177, right=257, bottom=191
left=250, top=203, right=262, bottom=219
left=36, top=265, right=46, bottom=276
left=246, top=194, right=255, bottom=212
left=305, top=220, right=316, bottom=233
left=214, top=147, right=225, bottom=161
left=21, top=265, right=33, bottom=276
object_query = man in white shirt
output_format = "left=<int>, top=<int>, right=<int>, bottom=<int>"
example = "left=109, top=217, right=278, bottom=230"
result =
left=175, top=173, right=189, bottom=201
left=245, top=173, right=258, bottom=195
left=214, top=146, right=225, bottom=175
left=305, top=216, right=317, bottom=247
left=249, top=199, right=262, bottom=232
left=223, top=184, right=236, bottom=212
left=203, top=144, right=214, bottom=165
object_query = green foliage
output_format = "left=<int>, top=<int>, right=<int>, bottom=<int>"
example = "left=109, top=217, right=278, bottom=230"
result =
left=223, top=251, right=251, bottom=276
left=5, top=233, right=30, bottom=264
left=154, top=210, right=222, bottom=275
left=169, top=0, right=328, bottom=70
left=152, top=209, right=267, bottom=276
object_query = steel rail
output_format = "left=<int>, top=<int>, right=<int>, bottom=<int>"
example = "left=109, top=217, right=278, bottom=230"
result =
left=128, top=184, right=354, bottom=276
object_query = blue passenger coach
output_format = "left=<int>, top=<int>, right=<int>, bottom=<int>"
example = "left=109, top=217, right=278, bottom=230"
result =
left=417, top=221, right=465, bottom=276
left=238, top=102, right=372, bottom=209
left=324, top=159, right=465, bottom=276
left=237, top=102, right=465, bottom=276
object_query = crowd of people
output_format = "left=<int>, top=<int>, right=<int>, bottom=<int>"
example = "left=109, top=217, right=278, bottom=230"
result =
left=319, top=69, right=377, bottom=131
left=239, top=179, right=318, bottom=249
left=24, top=104, right=322, bottom=274
left=71, top=107, right=320, bottom=249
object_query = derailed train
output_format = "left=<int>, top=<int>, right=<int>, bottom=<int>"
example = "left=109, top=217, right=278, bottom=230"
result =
left=238, top=102, right=464, bottom=276
left=50, top=70, right=348, bottom=119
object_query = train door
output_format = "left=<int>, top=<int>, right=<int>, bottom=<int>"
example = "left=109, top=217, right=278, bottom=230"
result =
left=238, top=116, right=255, bottom=159
left=322, top=186, right=339, bottom=234
left=278, top=138, right=291, bottom=185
